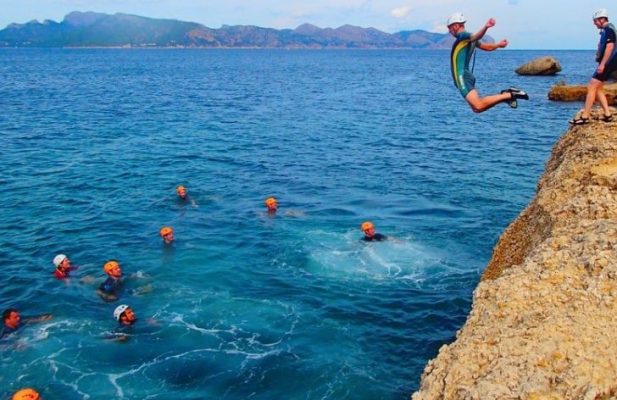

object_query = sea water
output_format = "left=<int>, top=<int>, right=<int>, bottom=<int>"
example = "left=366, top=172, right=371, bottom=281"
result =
left=0, top=48, right=594, bottom=399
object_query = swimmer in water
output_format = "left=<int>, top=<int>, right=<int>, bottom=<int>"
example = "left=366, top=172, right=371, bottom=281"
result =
left=1, top=308, right=52, bottom=339
left=160, top=226, right=174, bottom=245
left=176, top=185, right=198, bottom=207
left=264, top=197, right=277, bottom=214
left=12, top=388, right=40, bottom=400
left=98, top=260, right=123, bottom=302
left=52, top=253, right=76, bottom=280
left=263, top=197, right=304, bottom=217
left=114, top=304, right=137, bottom=326
left=176, top=185, right=188, bottom=200
left=361, top=221, right=387, bottom=242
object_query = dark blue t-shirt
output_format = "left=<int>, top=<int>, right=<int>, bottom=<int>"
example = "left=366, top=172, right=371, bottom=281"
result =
left=597, top=23, right=617, bottom=62
left=99, top=277, right=123, bottom=296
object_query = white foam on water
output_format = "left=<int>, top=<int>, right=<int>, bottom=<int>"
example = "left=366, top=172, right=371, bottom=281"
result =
left=304, top=229, right=446, bottom=284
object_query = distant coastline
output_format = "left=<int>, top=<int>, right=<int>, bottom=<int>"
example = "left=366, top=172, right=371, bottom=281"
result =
left=0, top=11, right=481, bottom=49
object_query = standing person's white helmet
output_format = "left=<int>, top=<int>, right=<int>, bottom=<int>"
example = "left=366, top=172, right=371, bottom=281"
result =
left=447, top=12, right=466, bottom=27
left=593, top=9, right=609, bottom=20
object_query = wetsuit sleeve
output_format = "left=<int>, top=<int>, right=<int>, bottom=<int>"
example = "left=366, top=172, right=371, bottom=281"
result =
left=457, top=31, right=472, bottom=41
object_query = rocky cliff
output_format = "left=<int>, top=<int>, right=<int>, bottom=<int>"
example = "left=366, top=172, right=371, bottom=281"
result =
left=412, top=107, right=617, bottom=400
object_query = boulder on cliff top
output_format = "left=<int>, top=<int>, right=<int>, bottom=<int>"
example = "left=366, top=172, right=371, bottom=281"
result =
left=549, top=82, right=617, bottom=104
left=515, top=56, right=561, bottom=75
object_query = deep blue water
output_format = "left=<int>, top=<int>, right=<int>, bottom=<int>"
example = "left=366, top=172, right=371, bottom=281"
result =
left=0, top=49, right=591, bottom=399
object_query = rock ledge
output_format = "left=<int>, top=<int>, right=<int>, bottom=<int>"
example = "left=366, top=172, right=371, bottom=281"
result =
left=412, top=108, right=617, bottom=400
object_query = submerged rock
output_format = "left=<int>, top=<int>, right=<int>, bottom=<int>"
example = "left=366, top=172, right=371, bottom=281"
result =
left=412, top=107, right=617, bottom=399
left=549, top=82, right=617, bottom=104
left=515, top=56, right=561, bottom=75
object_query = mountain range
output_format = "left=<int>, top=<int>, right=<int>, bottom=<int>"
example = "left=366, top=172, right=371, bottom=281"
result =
left=0, top=11, right=481, bottom=49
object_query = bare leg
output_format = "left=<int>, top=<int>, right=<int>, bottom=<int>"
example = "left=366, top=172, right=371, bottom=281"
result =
left=582, top=78, right=603, bottom=118
left=465, top=89, right=512, bottom=114
left=596, top=86, right=611, bottom=116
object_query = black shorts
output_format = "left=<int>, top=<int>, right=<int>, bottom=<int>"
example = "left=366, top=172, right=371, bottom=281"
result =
left=593, top=57, right=617, bottom=81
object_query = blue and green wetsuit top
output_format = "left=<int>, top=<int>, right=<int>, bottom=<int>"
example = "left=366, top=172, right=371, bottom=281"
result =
left=450, top=31, right=480, bottom=98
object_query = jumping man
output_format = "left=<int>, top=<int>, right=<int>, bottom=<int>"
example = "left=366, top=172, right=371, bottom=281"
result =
left=448, top=12, right=529, bottom=113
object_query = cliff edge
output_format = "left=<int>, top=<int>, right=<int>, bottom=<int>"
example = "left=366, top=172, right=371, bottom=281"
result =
left=412, top=107, right=617, bottom=400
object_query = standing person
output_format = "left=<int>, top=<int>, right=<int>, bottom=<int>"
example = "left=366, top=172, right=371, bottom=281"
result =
left=448, top=12, right=529, bottom=113
left=570, top=9, right=617, bottom=125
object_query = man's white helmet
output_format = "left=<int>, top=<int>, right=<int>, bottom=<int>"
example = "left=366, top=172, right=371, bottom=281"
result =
left=53, top=254, right=67, bottom=267
left=593, top=9, right=608, bottom=20
left=447, top=12, right=466, bottom=27
left=113, top=305, right=129, bottom=321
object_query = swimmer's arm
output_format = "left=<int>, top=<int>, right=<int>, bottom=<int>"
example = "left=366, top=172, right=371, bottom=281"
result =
left=102, top=333, right=130, bottom=342
left=23, top=314, right=52, bottom=324
left=470, top=18, right=495, bottom=42
left=97, top=289, right=118, bottom=302
left=478, top=39, right=508, bottom=51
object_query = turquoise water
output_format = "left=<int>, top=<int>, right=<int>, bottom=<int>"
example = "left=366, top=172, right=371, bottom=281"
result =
left=0, top=49, right=590, bottom=399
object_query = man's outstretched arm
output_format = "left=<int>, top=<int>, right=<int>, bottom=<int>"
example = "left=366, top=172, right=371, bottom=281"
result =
left=470, top=18, right=495, bottom=42
left=478, top=39, right=508, bottom=52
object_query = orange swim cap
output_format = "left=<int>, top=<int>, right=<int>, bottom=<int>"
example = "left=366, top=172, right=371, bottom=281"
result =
left=361, top=221, right=374, bottom=231
left=264, top=197, right=277, bottom=206
left=160, top=226, right=173, bottom=237
left=12, top=388, right=40, bottom=400
left=103, top=260, right=119, bottom=274
left=176, top=185, right=186, bottom=194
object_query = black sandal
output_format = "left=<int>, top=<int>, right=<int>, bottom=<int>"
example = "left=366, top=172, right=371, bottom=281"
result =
left=569, top=117, right=590, bottom=125
left=601, top=114, right=613, bottom=122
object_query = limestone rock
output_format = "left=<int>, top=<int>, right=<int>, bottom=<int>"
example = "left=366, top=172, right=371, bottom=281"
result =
left=549, top=82, right=617, bottom=104
left=412, top=107, right=617, bottom=400
left=515, top=56, right=561, bottom=75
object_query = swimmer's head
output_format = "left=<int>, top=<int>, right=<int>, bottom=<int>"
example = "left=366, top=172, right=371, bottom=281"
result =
left=264, top=197, right=278, bottom=212
left=103, top=260, right=122, bottom=278
left=361, top=221, right=376, bottom=238
left=114, top=304, right=136, bottom=325
left=176, top=185, right=187, bottom=199
left=53, top=254, right=70, bottom=270
left=159, top=226, right=174, bottom=244
left=12, top=388, right=40, bottom=400
left=3, top=308, right=20, bottom=328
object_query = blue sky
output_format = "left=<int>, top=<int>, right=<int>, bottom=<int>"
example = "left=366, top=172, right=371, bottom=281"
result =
left=0, top=0, right=611, bottom=49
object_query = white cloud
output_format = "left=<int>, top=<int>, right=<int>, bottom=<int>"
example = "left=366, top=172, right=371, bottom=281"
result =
left=390, top=5, right=412, bottom=19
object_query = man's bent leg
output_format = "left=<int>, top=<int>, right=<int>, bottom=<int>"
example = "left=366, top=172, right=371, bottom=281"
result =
left=582, top=78, right=603, bottom=118
left=596, top=86, right=611, bottom=116
left=465, top=90, right=512, bottom=114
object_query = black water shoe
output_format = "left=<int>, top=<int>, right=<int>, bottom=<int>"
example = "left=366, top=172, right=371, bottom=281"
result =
left=501, top=87, right=529, bottom=101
